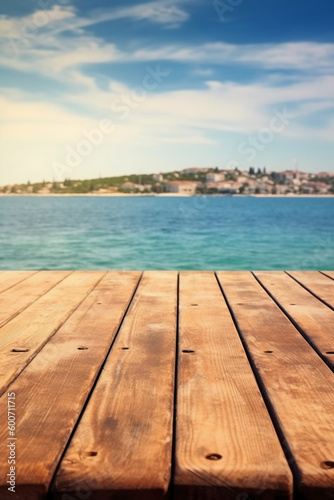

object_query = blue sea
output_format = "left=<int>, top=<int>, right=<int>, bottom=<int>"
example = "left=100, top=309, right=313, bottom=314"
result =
left=0, top=196, right=333, bottom=270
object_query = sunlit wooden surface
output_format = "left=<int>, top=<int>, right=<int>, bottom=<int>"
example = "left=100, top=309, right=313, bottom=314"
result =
left=0, top=271, right=333, bottom=500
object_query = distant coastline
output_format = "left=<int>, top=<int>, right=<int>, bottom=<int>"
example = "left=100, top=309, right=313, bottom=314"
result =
left=2, top=167, right=334, bottom=197
left=1, top=193, right=333, bottom=198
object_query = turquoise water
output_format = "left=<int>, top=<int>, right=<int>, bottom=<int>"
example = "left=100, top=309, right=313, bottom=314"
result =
left=0, top=196, right=333, bottom=270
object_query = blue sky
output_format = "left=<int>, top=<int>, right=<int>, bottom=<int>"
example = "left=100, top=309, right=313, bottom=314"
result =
left=1, top=0, right=334, bottom=184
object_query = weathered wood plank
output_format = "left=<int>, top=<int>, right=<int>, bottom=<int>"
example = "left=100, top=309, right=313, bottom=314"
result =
left=174, top=272, right=292, bottom=500
left=0, top=271, right=38, bottom=294
left=54, top=271, right=178, bottom=500
left=286, top=271, right=334, bottom=309
left=0, top=271, right=141, bottom=500
left=322, top=271, right=334, bottom=280
left=254, top=271, right=334, bottom=369
left=0, top=271, right=71, bottom=328
left=0, top=271, right=105, bottom=396
left=217, top=271, right=334, bottom=500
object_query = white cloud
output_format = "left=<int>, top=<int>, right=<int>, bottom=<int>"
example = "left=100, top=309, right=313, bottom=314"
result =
left=0, top=1, right=193, bottom=85
left=1, top=0, right=191, bottom=43
left=129, top=41, right=334, bottom=72
left=1, top=2, right=334, bottom=94
left=103, top=1, right=191, bottom=26
left=0, top=1, right=334, bottom=184
left=2, top=70, right=334, bottom=150
left=0, top=5, right=76, bottom=39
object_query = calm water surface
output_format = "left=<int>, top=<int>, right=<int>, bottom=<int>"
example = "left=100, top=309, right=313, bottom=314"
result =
left=0, top=196, right=333, bottom=270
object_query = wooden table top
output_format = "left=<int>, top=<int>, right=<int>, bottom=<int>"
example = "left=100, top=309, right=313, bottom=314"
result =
left=0, top=271, right=333, bottom=500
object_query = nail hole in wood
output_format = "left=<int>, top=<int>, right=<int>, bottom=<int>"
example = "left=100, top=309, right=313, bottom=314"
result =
left=87, top=451, right=98, bottom=457
left=326, top=351, right=334, bottom=354
left=78, top=347, right=88, bottom=350
left=191, top=304, right=198, bottom=306
left=290, top=304, right=296, bottom=306
left=11, top=348, right=29, bottom=353
left=264, top=350, right=273, bottom=354
left=121, top=347, right=129, bottom=350
left=97, top=302, right=102, bottom=305
left=182, top=350, right=195, bottom=354
left=321, top=461, right=334, bottom=470
left=206, top=453, right=222, bottom=461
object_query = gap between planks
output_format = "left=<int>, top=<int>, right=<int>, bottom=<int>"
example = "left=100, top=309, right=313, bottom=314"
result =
left=253, top=271, right=334, bottom=370
left=0, top=271, right=106, bottom=398
left=174, top=271, right=292, bottom=500
left=0, top=271, right=72, bottom=329
left=0, top=271, right=142, bottom=500
left=0, top=271, right=39, bottom=294
left=217, top=271, right=334, bottom=500
left=286, top=271, right=334, bottom=311
left=53, top=271, right=178, bottom=500
left=0, top=273, right=332, bottom=500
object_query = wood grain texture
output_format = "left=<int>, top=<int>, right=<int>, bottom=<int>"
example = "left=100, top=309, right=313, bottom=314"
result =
left=54, top=271, right=178, bottom=500
left=0, top=271, right=37, bottom=294
left=174, top=272, right=292, bottom=500
left=0, top=271, right=105, bottom=397
left=217, top=271, right=334, bottom=500
left=254, top=271, right=334, bottom=369
left=286, top=271, right=334, bottom=309
left=0, top=271, right=141, bottom=500
left=0, top=271, right=71, bottom=328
